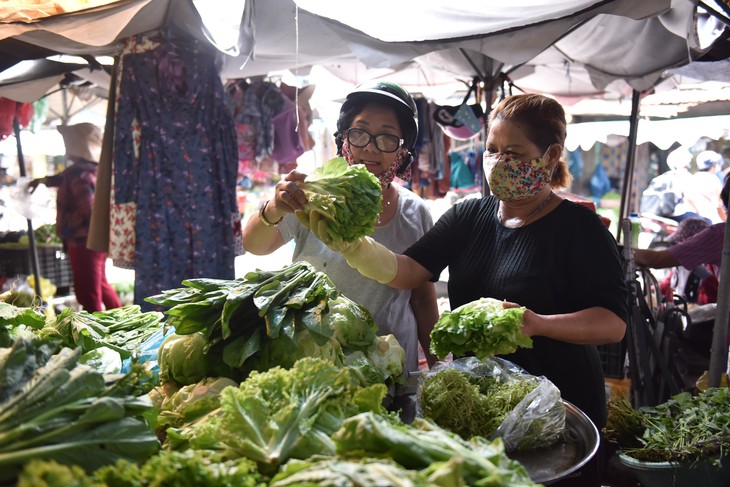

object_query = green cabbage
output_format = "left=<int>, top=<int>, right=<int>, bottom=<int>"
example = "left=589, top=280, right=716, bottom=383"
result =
left=367, top=334, right=406, bottom=382
left=298, top=157, right=382, bottom=243
left=430, top=298, right=532, bottom=360
left=323, top=295, right=378, bottom=351
left=158, top=333, right=210, bottom=386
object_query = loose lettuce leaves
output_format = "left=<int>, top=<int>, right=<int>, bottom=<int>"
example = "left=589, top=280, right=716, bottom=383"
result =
left=430, top=298, right=532, bottom=360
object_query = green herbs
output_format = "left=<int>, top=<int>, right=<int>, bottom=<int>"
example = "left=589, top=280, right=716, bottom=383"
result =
left=297, top=157, right=382, bottom=243
left=605, top=388, right=730, bottom=463
left=419, top=367, right=538, bottom=441
left=430, top=297, right=532, bottom=360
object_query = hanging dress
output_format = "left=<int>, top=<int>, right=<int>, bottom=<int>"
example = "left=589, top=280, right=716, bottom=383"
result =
left=113, top=38, right=239, bottom=309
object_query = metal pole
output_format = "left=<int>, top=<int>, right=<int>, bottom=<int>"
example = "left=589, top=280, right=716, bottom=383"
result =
left=13, top=114, right=42, bottom=299
left=708, top=219, right=730, bottom=387
left=617, top=89, right=641, bottom=242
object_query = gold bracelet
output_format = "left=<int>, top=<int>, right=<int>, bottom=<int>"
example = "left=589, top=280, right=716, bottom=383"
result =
left=258, top=200, right=283, bottom=227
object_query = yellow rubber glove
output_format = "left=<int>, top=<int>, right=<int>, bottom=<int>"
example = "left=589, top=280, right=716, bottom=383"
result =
left=295, top=210, right=397, bottom=284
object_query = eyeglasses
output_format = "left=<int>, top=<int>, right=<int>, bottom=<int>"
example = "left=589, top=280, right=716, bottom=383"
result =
left=346, top=128, right=403, bottom=153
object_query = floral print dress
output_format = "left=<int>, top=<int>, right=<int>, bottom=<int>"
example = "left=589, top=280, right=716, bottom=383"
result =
left=113, top=38, right=239, bottom=309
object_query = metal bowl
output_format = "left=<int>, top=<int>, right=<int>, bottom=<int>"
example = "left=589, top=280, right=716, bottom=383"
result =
left=508, top=400, right=600, bottom=485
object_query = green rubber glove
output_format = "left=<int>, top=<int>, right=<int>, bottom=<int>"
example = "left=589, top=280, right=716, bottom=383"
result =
left=295, top=210, right=397, bottom=284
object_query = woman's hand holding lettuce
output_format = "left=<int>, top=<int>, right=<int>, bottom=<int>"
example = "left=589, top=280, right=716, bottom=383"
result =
left=430, top=297, right=532, bottom=360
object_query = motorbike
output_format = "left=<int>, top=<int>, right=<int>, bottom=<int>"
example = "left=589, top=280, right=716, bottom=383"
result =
left=637, top=213, right=678, bottom=250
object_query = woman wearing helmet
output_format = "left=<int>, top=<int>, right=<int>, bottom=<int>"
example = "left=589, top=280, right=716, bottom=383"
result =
left=242, top=81, right=439, bottom=420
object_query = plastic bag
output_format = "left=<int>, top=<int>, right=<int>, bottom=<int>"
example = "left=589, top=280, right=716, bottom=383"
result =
left=417, top=356, right=566, bottom=452
left=120, top=325, right=174, bottom=377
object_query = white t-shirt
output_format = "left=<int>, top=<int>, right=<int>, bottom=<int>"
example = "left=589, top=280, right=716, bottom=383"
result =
left=278, top=184, right=434, bottom=377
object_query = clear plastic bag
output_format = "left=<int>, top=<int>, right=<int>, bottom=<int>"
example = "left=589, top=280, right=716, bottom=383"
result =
left=417, top=356, right=566, bottom=452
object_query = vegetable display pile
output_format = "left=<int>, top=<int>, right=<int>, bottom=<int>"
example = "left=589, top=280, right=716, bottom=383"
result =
left=604, top=388, right=730, bottom=464
left=296, top=157, right=382, bottom=243
left=167, top=357, right=388, bottom=474
left=0, top=337, right=159, bottom=482
left=147, top=261, right=404, bottom=386
left=333, top=411, right=540, bottom=486
left=40, top=305, right=165, bottom=359
left=430, top=297, right=532, bottom=360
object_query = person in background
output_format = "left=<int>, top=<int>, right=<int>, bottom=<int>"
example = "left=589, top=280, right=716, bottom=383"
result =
left=685, top=150, right=725, bottom=224
left=653, top=217, right=717, bottom=305
left=242, top=81, right=439, bottom=421
left=664, top=146, right=707, bottom=223
left=29, top=123, right=121, bottom=312
left=307, top=93, right=628, bottom=487
left=634, top=174, right=729, bottom=276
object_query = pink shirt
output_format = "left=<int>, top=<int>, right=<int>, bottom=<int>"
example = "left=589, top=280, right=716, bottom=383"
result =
left=668, top=222, right=725, bottom=269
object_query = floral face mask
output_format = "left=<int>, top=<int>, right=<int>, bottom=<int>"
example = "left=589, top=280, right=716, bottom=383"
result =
left=483, top=150, right=552, bottom=201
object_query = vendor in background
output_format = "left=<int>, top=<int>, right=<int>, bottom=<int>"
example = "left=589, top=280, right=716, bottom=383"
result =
left=29, top=123, right=121, bottom=313
left=242, top=81, right=439, bottom=421
left=634, top=173, right=729, bottom=287
left=307, top=93, right=628, bottom=487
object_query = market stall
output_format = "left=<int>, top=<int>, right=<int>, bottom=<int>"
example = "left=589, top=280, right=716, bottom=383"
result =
left=2, top=1, right=730, bottom=485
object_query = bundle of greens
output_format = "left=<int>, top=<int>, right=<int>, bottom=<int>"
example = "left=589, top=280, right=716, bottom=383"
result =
left=146, top=262, right=340, bottom=380
left=419, top=367, right=537, bottom=441
left=430, top=297, right=532, bottom=360
left=166, top=357, right=388, bottom=474
left=604, top=388, right=730, bottom=464
left=147, top=262, right=403, bottom=386
left=0, top=302, right=45, bottom=347
left=418, top=357, right=564, bottom=452
left=40, top=305, right=165, bottom=360
left=0, top=337, right=159, bottom=483
left=297, top=157, right=382, bottom=243
left=333, top=411, right=540, bottom=486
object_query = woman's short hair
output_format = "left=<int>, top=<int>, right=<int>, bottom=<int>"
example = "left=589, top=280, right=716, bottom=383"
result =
left=489, top=94, right=571, bottom=190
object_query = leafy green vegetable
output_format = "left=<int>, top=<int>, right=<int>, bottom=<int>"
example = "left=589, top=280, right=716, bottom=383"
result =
left=157, top=376, right=238, bottom=428
left=158, top=332, right=211, bottom=386
left=605, top=388, right=730, bottom=464
left=419, top=367, right=538, bottom=441
left=366, top=334, right=406, bottom=383
left=0, top=302, right=46, bottom=330
left=168, top=357, right=387, bottom=474
left=333, top=412, right=540, bottom=486
left=0, top=338, right=159, bottom=483
left=270, top=456, right=425, bottom=486
left=297, top=157, right=382, bottom=243
left=146, top=262, right=342, bottom=377
left=430, top=298, right=532, bottom=360
left=322, top=294, right=378, bottom=351
left=40, top=305, right=164, bottom=359
left=19, top=449, right=265, bottom=487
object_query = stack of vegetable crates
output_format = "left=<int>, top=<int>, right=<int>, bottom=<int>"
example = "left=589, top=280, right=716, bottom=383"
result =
left=0, top=245, right=73, bottom=290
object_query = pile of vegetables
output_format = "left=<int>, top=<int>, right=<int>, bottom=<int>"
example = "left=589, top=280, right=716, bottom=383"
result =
left=332, top=411, right=540, bottom=486
left=296, top=157, right=382, bottom=243
left=166, top=357, right=388, bottom=474
left=40, top=305, right=165, bottom=360
left=0, top=337, right=159, bottom=482
left=604, top=388, right=730, bottom=464
left=418, top=358, right=565, bottom=452
left=430, top=297, right=532, bottom=360
left=147, top=261, right=404, bottom=386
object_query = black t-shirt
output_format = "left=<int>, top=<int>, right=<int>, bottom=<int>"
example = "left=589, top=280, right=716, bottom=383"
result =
left=405, top=196, right=629, bottom=427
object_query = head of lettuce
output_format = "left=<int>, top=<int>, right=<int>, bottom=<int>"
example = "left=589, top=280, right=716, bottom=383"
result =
left=430, top=297, right=532, bottom=360
left=295, top=157, right=381, bottom=243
